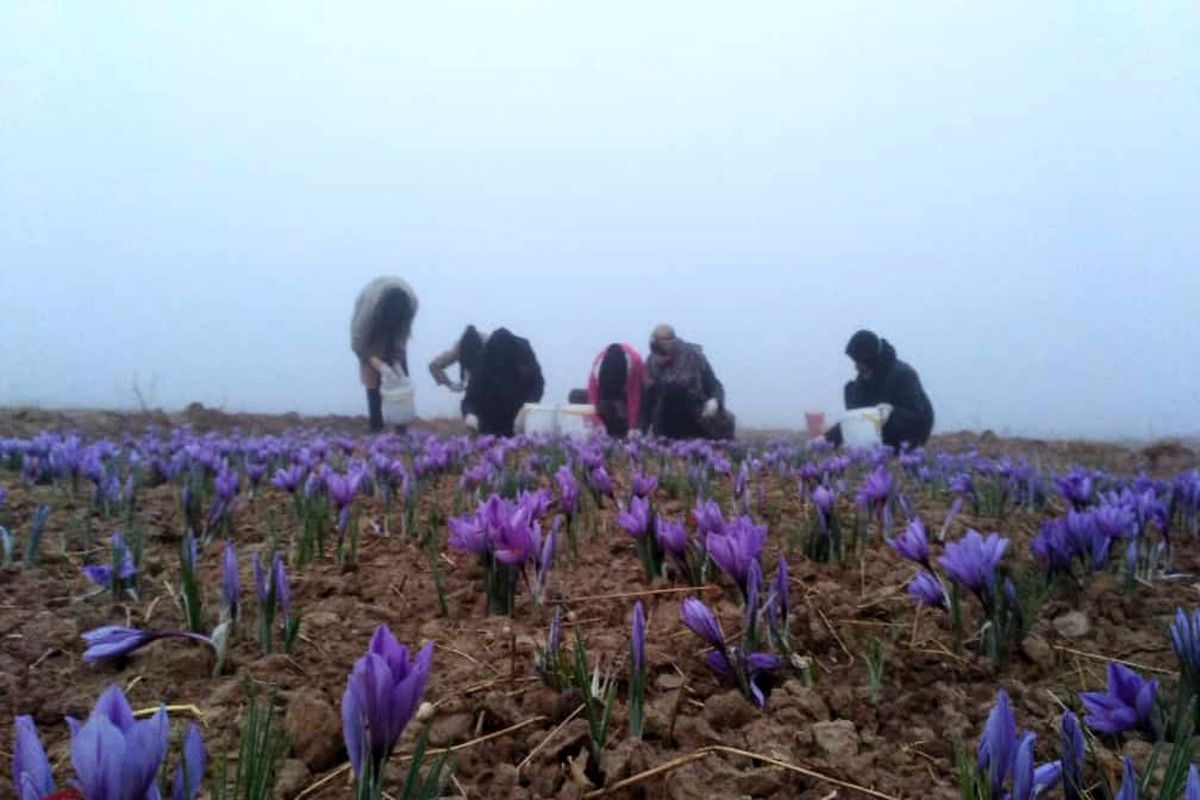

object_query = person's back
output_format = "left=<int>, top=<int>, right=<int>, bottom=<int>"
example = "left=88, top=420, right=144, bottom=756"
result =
left=588, top=343, right=644, bottom=437
left=464, top=328, right=545, bottom=436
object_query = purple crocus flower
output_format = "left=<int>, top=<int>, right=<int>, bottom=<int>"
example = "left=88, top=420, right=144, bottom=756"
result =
left=555, top=466, right=580, bottom=517
left=978, top=689, right=1017, bottom=797
left=1061, top=711, right=1085, bottom=800
left=1171, top=607, right=1200, bottom=678
left=588, top=466, right=614, bottom=497
left=221, top=543, right=239, bottom=624
left=518, top=489, right=553, bottom=522
left=447, top=513, right=490, bottom=556
left=707, top=517, right=767, bottom=598
left=1030, top=519, right=1075, bottom=575
left=213, top=467, right=238, bottom=502
left=12, top=715, right=54, bottom=800
left=938, top=529, right=1008, bottom=601
left=655, top=516, right=687, bottom=558
left=1114, top=757, right=1137, bottom=800
left=492, top=506, right=539, bottom=567
left=271, top=464, right=305, bottom=493
left=81, top=625, right=162, bottom=663
left=888, top=517, right=931, bottom=569
left=680, top=597, right=726, bottom=651
left=1080, top=662, right=1158, bottom=736
left=245, top=461, right=267, bottom=490
left=1055, top=469, right=1093, bottom=510
left=170, top=723, right=205, bottom=800
left=272, top=554, right=291, bottom=632
left=631, top=601, right=645, bottom=675
left=810, top=484, right=835, bottom=524
left=1187, top=765, right=1200, bottom=800
left=67, top=684, right=169, bottom=800
left=81, top=533, right=137, bottom=591
left=617, top=496, right=651, bottom=539
left=341, top=625, right=433, bottom=786
left=631, top=471, right=658, bottom=499
left=1095, top=503, right=1135, bottom=541
left=949, top=472, right=975, bottom=497
left=692, top=499, right=725, bottom=537
left=771, top=555, right=788, bottom=630
left=906, top=571, right=948, bottom=609
left=856, top=465, right=894, bottom=512
left=325, top=471, right=357, bottom=509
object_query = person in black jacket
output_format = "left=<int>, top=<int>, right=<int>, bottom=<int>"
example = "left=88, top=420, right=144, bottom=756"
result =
left=824, top=330, right=934, bottom=450
left=461, top=327, right=545, bottom=436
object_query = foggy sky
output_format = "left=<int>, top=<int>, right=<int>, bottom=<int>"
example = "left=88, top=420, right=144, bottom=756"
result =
left=2, top=3, right=1197, bottom=439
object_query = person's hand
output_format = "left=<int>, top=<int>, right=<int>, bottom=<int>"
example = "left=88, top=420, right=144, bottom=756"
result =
left=464, top=413, right=479, bottom=431
left=369, top=356, right=386, bottom=372
left=877, top=403, right=894, bottom=423
left=449, top=381, right=465, bottom=393
left=701, top=398, right=719, bottom=419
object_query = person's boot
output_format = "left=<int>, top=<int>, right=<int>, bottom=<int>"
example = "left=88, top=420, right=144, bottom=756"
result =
left=367, top=388, right=384, bottom=433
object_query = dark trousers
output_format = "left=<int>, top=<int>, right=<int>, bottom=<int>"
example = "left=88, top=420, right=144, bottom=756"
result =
left=367, top=388, right=384, bottom=432
left=366, top=389, right=408, bottom=435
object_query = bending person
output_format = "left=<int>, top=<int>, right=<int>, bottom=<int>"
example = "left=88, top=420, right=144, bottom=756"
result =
left=461, top=328, right=545, bottom=436
left=825, top=329, right=934, bottom=450
left=350, top=276, right=418, bottom=433
left=639, top=324, right=734, bottom=440
left=587, top=343, right=645, bottom=438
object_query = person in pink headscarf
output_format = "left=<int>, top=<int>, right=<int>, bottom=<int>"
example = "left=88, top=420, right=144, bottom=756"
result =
left=587, top=343, right=645, bottom=437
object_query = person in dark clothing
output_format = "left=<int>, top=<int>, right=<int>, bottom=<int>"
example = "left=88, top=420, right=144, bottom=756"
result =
left=824, top=330, right=934, bottom=450
left=461, top=328, right=545, bottom=436
left=640, top=324, right=735, bottom=440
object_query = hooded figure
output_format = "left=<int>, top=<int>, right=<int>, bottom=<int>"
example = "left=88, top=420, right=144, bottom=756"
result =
left=829, top=329, right=934, bottom=449
left=587, top=343, right=645, bottom=438
left=461, top=327, right=545, bottom=436
left=640, top=324, right=734, bottom=440
left=350, top=277, right=418, bottom=432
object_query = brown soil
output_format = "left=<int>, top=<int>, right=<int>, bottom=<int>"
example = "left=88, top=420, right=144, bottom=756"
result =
left=0, top=409, right=1197, bottom=799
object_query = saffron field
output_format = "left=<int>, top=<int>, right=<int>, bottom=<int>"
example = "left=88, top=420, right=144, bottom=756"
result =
left=3, top=409, right=1200, bottom=799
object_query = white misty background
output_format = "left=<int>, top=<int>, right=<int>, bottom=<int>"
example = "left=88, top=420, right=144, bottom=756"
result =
left=1, top=3, right=1197, bottom=439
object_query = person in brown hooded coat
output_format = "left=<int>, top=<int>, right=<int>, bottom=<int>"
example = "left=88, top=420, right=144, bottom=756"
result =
left=350, top=277, right=418, bottom=433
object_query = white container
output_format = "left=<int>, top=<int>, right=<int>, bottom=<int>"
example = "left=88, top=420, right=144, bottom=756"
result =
left=515, top=403, right=600, bottom=438
left=378, top=364, right=416, bottom=426
left=839, top=407, right=883, bottom=447
left=516, top=404, right=560, bottom=436
left=556, top=403, right=600, bottom=439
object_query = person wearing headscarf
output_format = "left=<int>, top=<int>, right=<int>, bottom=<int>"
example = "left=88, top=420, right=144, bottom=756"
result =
left=460, top=327, right=545, bottom=435
left=429, top=325, right=489, bottom=394
left=825, top=329, right=934, bottom=450
left=639, top=324, right=734, bottom=440
left=350, top=277, right=418, bottom=433
left=587, top=343, right=645, bottom=437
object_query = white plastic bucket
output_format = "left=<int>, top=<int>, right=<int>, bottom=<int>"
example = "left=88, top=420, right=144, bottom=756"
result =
left=379, top=365, right=416, bottom=426
left=515, top=403, right=600, bottom=438
left=516, top=404, right=559, bottom=436
left=556, top=404, right=600, bottom=439
left=840, top=407, right=883, bottom=447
